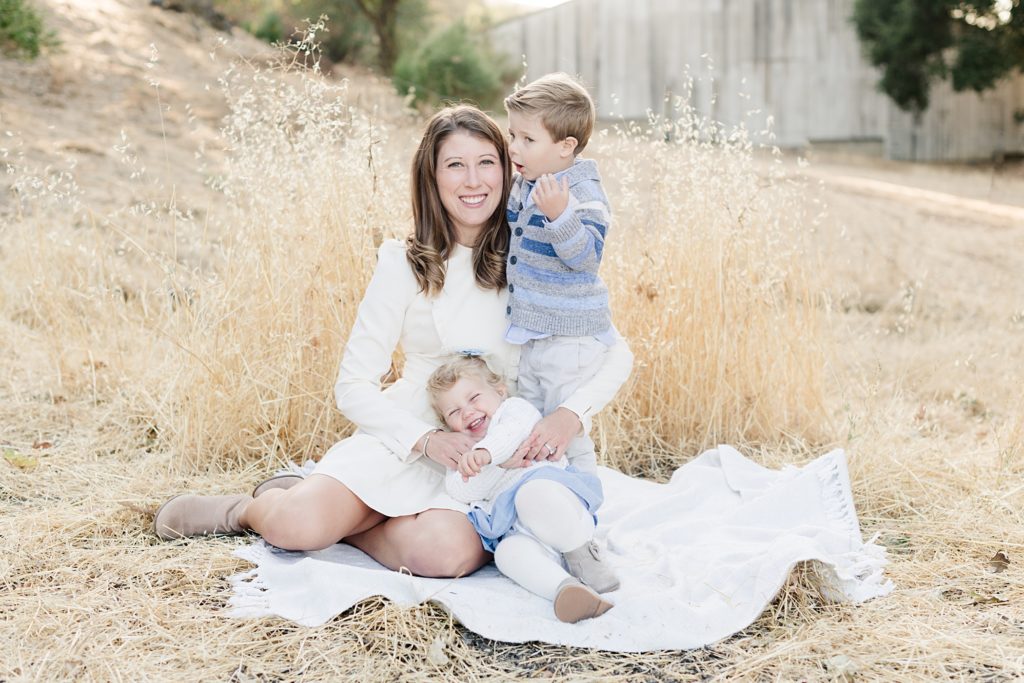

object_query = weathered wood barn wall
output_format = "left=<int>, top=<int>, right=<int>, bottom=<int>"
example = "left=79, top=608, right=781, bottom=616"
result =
left=490, top=0, right=1024, bottom=161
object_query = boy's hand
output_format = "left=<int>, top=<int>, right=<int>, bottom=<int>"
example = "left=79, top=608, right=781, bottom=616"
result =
left=458, top=449, right=492, bottom=480
left=533, top=174, right=570, bottom=222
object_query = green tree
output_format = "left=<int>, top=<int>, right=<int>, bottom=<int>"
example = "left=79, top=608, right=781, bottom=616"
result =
left=392, top=20, right=506, bottom=108
left=216, top=0, right=427, bottom=70
left=350, top=0, right=432, bottom=73
left=290, top=0, right=374, bottom=63
left=335, top=0, right=428, bottom=69
left=352, top=0, right=399, bottom=72
left=853, top=0, right=1024, bottom=114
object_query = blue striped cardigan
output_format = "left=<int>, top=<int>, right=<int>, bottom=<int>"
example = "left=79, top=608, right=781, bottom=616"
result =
left=505, top=157, right=611, bottom=337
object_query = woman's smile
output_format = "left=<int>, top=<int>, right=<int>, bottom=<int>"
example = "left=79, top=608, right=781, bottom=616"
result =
left=460, top=193, right=487, bottom=207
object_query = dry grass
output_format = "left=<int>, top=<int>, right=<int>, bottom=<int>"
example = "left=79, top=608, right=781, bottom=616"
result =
left=2, top=3, right=1024, bottom=680
left=594, top=110, right=831, bottom=476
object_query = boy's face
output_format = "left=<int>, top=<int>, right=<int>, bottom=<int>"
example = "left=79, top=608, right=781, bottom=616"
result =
left=436, top=375, right=506, bottom=438
left=507, top=111, right=576, bottom=182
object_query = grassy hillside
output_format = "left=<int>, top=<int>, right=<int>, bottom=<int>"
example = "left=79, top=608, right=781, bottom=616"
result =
left=1, top=0, right=1022, bottom=679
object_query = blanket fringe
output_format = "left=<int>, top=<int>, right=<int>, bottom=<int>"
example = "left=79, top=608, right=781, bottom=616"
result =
left=813, top=449, right=861, bottom=537
left=810, top=536, right=893, bottom=603
left=809, top=451, right=894, bottom=603
left=226, top=543, right=274, bottom=618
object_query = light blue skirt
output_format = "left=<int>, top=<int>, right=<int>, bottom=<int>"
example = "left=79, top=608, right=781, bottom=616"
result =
left=467, top=466, right=604, bottom=553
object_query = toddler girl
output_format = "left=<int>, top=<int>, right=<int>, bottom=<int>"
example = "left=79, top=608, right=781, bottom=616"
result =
left=426, top=355, right=617, bottom=623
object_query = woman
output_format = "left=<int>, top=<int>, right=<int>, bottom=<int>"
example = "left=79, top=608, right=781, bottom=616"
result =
left=154, top=105, right=634, bottom=578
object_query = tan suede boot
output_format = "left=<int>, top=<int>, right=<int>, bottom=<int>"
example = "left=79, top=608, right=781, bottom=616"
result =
left=252, top=474, right=304, bottom=498
left=553, top=578, right=613, bottom=623
left=153, top=494, right=251, bottom=540
left=563, top=540, right=620, bottom=593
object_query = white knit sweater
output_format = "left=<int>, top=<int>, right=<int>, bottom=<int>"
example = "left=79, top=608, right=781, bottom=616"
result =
left=444, top=397, right=567, bottom=510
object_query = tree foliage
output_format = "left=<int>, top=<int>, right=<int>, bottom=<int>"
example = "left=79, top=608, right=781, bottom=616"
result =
left=853, top=0, right=1024, bottom=113
left=346, top=0, right=432, bottom=73
left=216, top=0, right=427, bottom=72
left=290, top=0, right=377, bottom=64
left=392, top=20, right=507, bottom=108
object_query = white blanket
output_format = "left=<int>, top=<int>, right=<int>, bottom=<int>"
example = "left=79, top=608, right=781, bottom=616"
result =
left=228, top=446, right=892, bottom=651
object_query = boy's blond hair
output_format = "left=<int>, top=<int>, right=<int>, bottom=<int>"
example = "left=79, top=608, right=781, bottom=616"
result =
left=504, top=72, right=595, bottom=154
left=426, top=356, right=504, bottom=420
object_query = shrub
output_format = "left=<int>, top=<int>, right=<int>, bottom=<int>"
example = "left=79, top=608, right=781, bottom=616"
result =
left=392, top=20, right=505, bottom=108
left=249, top=10, right=285, bottom=44
left=315, top=10, right=373, bottom=64
left=0, top=0, right=58, bottom=59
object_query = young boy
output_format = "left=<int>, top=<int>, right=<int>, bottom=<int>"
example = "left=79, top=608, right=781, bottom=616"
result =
left=503, top=72, right=615, bottom=475
left=427, top=356, right=616, bottom=623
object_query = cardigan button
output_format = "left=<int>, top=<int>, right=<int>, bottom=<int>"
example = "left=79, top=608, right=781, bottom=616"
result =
left=510, top=255, right=518, bottom=265
left=514, top=227, right=523, bottom=236
left=508, top=284, right=515, bottom=293
left=506, top=305, right=512, bottom=315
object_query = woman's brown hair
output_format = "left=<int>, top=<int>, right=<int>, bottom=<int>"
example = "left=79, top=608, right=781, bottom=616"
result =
left=406, top=105, right=511, bottom=296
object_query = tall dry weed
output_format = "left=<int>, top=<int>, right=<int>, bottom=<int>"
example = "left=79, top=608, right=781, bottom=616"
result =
left=594, top=102, right=830, bottom=475
left=0, top=139, right=182, bottom=411
left=158, top=65, right=410, bottom=468
left=2, top=58, right=830, bottom=475
left=998, top=394, right=1024, bottom=478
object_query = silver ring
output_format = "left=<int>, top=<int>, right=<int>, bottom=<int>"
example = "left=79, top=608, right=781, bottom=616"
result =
left=544, top=443, right=555, bottom=455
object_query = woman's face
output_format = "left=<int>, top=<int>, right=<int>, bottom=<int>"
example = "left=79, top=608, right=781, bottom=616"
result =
left=435, top=131, right=503, bottom=245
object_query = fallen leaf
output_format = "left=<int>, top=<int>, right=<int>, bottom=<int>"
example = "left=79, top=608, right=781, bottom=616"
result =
left=970, top=591, right=1008, bottom=606
left=988, top=551, right=1010, bottom=573
left=32, top=440, right=53, bottom=449
left=3, top=449, right=38, bottom=471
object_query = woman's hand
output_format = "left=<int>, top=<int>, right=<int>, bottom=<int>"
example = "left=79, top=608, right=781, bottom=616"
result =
left=510, top=407, right=582, bottom=465
left=418, top=430, right=478, bottom=470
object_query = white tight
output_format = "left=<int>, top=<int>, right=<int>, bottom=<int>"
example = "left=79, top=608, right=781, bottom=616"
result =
left=492, top=478, right=596, bottom=601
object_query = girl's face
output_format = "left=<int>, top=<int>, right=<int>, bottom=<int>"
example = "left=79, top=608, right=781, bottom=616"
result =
left=436, top=375, right=506, bottom=439
left=435, top=131, right=503, bottom=245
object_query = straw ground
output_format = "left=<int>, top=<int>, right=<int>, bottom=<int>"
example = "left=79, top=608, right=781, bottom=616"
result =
left=2, top=1, right=1023, bottom=679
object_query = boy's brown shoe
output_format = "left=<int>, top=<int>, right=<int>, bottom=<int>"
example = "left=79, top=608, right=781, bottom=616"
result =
left=553, top=578, right=613, bottom=623
left=153, top=494, right=251, bottom=540
left=563, top=540, right=620, bottom=593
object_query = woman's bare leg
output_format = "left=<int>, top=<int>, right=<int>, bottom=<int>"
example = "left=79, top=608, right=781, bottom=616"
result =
left=238, top=474, right=488, bottom=577
left=239, top=474, right=386, bottom=551
left=346, top=508, right=490, bottom=578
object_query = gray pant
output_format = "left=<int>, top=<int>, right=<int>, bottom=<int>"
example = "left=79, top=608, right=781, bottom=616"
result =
left=517, top=335, right=608, bottom=474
